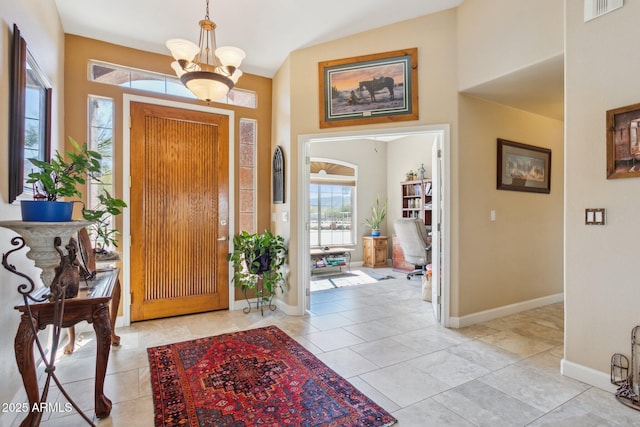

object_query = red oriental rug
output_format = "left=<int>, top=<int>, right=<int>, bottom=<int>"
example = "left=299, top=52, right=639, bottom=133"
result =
left=147, top=325, right=396, bottom=427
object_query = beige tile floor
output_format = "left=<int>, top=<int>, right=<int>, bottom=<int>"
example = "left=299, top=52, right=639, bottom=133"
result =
left=13, top=268, right=639, bottom=426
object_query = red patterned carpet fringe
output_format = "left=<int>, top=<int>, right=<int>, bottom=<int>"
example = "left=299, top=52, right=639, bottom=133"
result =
left=148, top=325, right=397, bottom=426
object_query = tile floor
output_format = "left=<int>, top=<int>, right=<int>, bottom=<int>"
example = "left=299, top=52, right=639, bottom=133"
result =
left=14, top=268, right=639, bottom=426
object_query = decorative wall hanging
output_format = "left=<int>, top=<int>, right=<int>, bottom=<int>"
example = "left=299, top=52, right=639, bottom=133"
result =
left=272, top=146, right=285, bottom=204
left=497, top=138, right=551, bottom=194
left=318, top=48, right=418, bottom=128
left=606, top=102, right=640, bottom=179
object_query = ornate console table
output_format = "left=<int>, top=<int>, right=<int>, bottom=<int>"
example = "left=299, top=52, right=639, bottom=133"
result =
left=0, top=221, right=120, bottom=426
left=14, top=269, right=120, bottom=426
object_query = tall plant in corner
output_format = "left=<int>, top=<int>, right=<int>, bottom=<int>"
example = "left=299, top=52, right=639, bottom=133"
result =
left=364, top=195, right=387, bottom=236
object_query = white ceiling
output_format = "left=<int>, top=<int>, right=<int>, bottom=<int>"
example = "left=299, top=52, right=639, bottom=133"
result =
left=53, top=0, right=564, bottom=120
left=54, top=0, right=463, bottom=78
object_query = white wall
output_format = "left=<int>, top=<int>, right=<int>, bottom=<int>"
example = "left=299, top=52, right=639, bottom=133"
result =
left=564, top=1, right=640, bottom=386
left=0, top=0, right=65, bottom=417
left=386, top=134, right=435, bottom=230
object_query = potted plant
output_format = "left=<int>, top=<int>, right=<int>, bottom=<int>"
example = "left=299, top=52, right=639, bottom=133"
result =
left=364, top=195, right=387, bottom=236
left=23, top=137, right=102, bottom=222
left=80, top=190, right=128, bottom=256
left=226, top=229, right=287, bottom=309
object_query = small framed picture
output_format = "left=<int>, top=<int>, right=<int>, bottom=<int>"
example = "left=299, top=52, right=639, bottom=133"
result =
left=497, top=139, right=551, bottom=194
left=606, top=102, right=640, bottom=179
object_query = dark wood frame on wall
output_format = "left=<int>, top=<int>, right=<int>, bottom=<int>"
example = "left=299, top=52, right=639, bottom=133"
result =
left=272, top=146, right=285, bottom=204
left=606, top=102, right=640, bottom=179
left=497, top=138, right=551, bottom=194
left=318, top=48, right=419, bottom=129
left=8, top=24, right=52, bottom=203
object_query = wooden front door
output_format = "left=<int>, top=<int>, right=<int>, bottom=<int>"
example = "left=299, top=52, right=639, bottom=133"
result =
left=130, top=102, right=229, bottom=321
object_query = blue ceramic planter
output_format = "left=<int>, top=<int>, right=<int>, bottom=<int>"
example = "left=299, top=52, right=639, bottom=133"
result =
left=371, top=229, right=381, bottom=237
left=21, top=200, right=74, bottom=222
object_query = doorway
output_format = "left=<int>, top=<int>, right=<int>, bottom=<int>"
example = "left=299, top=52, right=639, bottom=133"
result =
left=298, top=125, right=451, bottom=325
left=123, top=97, right=235, bottom=323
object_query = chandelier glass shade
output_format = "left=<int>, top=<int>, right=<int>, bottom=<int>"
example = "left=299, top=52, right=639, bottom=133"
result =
left=166, top=0, right=245, bottom=102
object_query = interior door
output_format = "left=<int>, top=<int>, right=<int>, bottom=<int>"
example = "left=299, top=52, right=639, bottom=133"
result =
left=130, top=102, right=229, bottom=321
left=431, top=138, right=442, bottom=321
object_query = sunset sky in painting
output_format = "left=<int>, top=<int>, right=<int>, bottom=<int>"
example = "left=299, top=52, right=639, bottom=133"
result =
left=329, top=63, right=405, bottom=91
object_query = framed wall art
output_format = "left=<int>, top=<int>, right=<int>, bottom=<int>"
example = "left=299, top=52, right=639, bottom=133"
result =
left=606, top=102, right=640, bottom=179
left=318, top=48, right=418, bottom=128
left=497, top=138, right=551, bottom=194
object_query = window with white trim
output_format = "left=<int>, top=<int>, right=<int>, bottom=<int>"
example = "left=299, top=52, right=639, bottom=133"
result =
left=309, top=158, right=357, bottom=247
left=87, top=95, right=115, bottom=250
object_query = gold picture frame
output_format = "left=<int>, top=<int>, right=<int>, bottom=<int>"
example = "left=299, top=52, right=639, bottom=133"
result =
left=318, top=48, right=418, bottom=128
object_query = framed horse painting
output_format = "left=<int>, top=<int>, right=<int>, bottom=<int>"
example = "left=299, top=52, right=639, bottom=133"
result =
left=318, top=48, right=419, bottom=128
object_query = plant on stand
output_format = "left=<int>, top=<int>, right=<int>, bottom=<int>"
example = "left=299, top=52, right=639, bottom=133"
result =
left=364, top=195, right=387, bottom=237
left=80, top=190, right=127, bottom=256
left=24, top=137, right=102, bottom=221
left=227, top=229, right=287, bottom=314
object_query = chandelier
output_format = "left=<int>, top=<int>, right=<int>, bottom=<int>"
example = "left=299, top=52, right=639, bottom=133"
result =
left=166, top=0, right=245, bottom=103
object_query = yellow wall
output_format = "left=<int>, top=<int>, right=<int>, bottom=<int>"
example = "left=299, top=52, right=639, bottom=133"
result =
left=63, top=35, right=273, bottom=305
left=63, top=35, right=273, bottom=236
left=457, top=95, right=564, bottom=316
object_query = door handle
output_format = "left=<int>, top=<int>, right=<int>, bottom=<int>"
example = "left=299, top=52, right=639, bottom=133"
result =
left=217, top=237, right=228, bottom=241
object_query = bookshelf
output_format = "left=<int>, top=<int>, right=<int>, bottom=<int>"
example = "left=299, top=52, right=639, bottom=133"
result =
left=401, top=179, right=432, bottom=227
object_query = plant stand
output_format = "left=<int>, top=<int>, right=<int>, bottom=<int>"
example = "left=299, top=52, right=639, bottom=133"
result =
left=242, top=275, right=276, bottom=316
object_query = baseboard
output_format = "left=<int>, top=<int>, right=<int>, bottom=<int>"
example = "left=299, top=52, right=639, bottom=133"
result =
left=448, top=293, right=564, bottom=328
left=561, top=359, right=618, bottom=393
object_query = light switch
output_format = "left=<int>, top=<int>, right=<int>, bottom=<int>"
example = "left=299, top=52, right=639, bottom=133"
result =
left=282, top=211, right=288, bottom=222
left=490, top=210, right=496, bottom=222
left=585, top=208, right=605, bottom=225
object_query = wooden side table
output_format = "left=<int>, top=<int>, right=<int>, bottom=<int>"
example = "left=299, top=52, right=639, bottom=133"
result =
left=362, top=236, right=388, bottom=268
left=13, top=268, right=120, bottom=426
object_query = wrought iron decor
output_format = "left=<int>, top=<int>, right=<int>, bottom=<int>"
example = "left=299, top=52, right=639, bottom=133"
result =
left=273, top=145, right=285, bottom=204
left=2, top=236, right=95, bottom=426
left=611, top=325, right=640, bottom=411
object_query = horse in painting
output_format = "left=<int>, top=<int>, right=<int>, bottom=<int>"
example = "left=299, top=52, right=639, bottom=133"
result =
left=358, top=76, right=395, bottom=102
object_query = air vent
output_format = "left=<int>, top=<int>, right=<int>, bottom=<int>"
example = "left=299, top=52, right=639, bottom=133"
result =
left=584, top=0, right=623, bottom=22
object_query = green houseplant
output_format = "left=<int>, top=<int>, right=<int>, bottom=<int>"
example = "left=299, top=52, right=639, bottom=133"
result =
left=226, top=230, right=288, bottom=309
left=80, top=190, right=128, bottom=253
left=23, top=137, right=102, bottom=221
left=364, top=195, right=387, bottom=236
